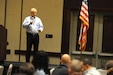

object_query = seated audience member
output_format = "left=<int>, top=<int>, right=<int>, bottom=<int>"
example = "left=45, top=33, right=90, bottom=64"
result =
left=19, top=62, right=35, bottom=75
left=97, top=69, right=107, bottom=75
left=82, top=58, right=101, bottom=75
left=32, top=50, right=49, bottom=75
left=105, top=60, right=113, bottom=75
left=52, top=54, right=71, bottom=75
left=68, top=59, right=83, bottom=75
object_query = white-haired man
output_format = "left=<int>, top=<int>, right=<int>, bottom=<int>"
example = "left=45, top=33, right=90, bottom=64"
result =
left=22, top=8, right=44, bottom=62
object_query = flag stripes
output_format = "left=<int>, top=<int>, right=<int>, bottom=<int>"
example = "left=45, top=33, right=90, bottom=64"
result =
left=79, top=0, right=89, bottom=26
left=78, top=0, right=89, bottom=51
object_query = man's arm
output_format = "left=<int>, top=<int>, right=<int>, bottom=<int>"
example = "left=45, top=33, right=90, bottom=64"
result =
left=22, top=17, right=31, bottom=28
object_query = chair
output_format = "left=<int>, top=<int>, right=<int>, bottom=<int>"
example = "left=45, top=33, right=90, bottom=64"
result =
left=0, top=65, right=4, bottom=75
left=50, top=68, right=55, bottom=75
left=7, top=64, right=13, bottom=75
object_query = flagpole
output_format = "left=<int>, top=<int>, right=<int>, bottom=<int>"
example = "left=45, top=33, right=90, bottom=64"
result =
left=18, top=0, right=23, bottom=62
left=80, top=50, right=83, bottom=60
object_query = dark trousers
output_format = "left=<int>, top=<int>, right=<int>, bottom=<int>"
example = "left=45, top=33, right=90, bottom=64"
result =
left=26, top=32, right=39, bottom=62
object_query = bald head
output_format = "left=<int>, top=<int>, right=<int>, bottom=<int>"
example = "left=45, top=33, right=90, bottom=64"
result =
left=30, top=8, right=37, bottom=17
left=60, top=54, right=71, bottom=65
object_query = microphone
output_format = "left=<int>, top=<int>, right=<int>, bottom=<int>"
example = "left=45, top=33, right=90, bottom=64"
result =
left=30, top=16, right=34, bottom=24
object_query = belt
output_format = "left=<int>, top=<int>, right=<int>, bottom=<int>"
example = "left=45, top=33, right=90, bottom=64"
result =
left=27, top=32, right=38, bottom=36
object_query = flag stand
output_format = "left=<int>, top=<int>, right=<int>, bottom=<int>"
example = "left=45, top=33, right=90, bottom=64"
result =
left=80, top=50, right=83, bottom=60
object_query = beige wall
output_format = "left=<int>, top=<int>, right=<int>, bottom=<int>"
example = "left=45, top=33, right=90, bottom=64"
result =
left=0, top=0, right=5, bottom=24
left=0, top=0, right=63, bottom=64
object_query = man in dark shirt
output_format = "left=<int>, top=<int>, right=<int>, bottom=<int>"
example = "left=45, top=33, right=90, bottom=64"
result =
left=52, top=54, right=71, bottom=75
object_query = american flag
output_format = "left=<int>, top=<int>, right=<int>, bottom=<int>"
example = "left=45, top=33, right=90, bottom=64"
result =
left=78, top=0, right=89, bottom=51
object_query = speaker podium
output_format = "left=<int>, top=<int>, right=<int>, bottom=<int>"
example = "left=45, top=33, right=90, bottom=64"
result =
left=0, top=25, right=7, bottom=63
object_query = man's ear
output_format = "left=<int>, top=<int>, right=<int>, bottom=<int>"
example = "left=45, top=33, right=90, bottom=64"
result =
left=86, top=64, right=89, bottom=69
left=68, top=68, right=71, bottom=73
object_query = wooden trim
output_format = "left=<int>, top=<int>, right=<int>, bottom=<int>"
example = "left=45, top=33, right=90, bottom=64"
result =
left=15, top=50, right=61, bottom=57
left=46, top=52, right=61, bottom=57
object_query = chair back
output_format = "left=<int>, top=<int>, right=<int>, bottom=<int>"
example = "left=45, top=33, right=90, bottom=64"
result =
left=50, top=68, right=55, bottom=75
left=7, top=64, right=13, bottom=75
left=0, top=65, right=4, bottom=75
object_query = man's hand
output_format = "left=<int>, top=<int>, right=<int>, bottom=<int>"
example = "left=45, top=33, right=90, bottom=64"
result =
left=30, top=20, right=33, bottom=24
left=38, top=30, right=41, bottom=32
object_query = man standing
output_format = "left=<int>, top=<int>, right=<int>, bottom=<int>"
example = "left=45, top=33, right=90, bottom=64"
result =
left=22, top=8, right=44, bottom=62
